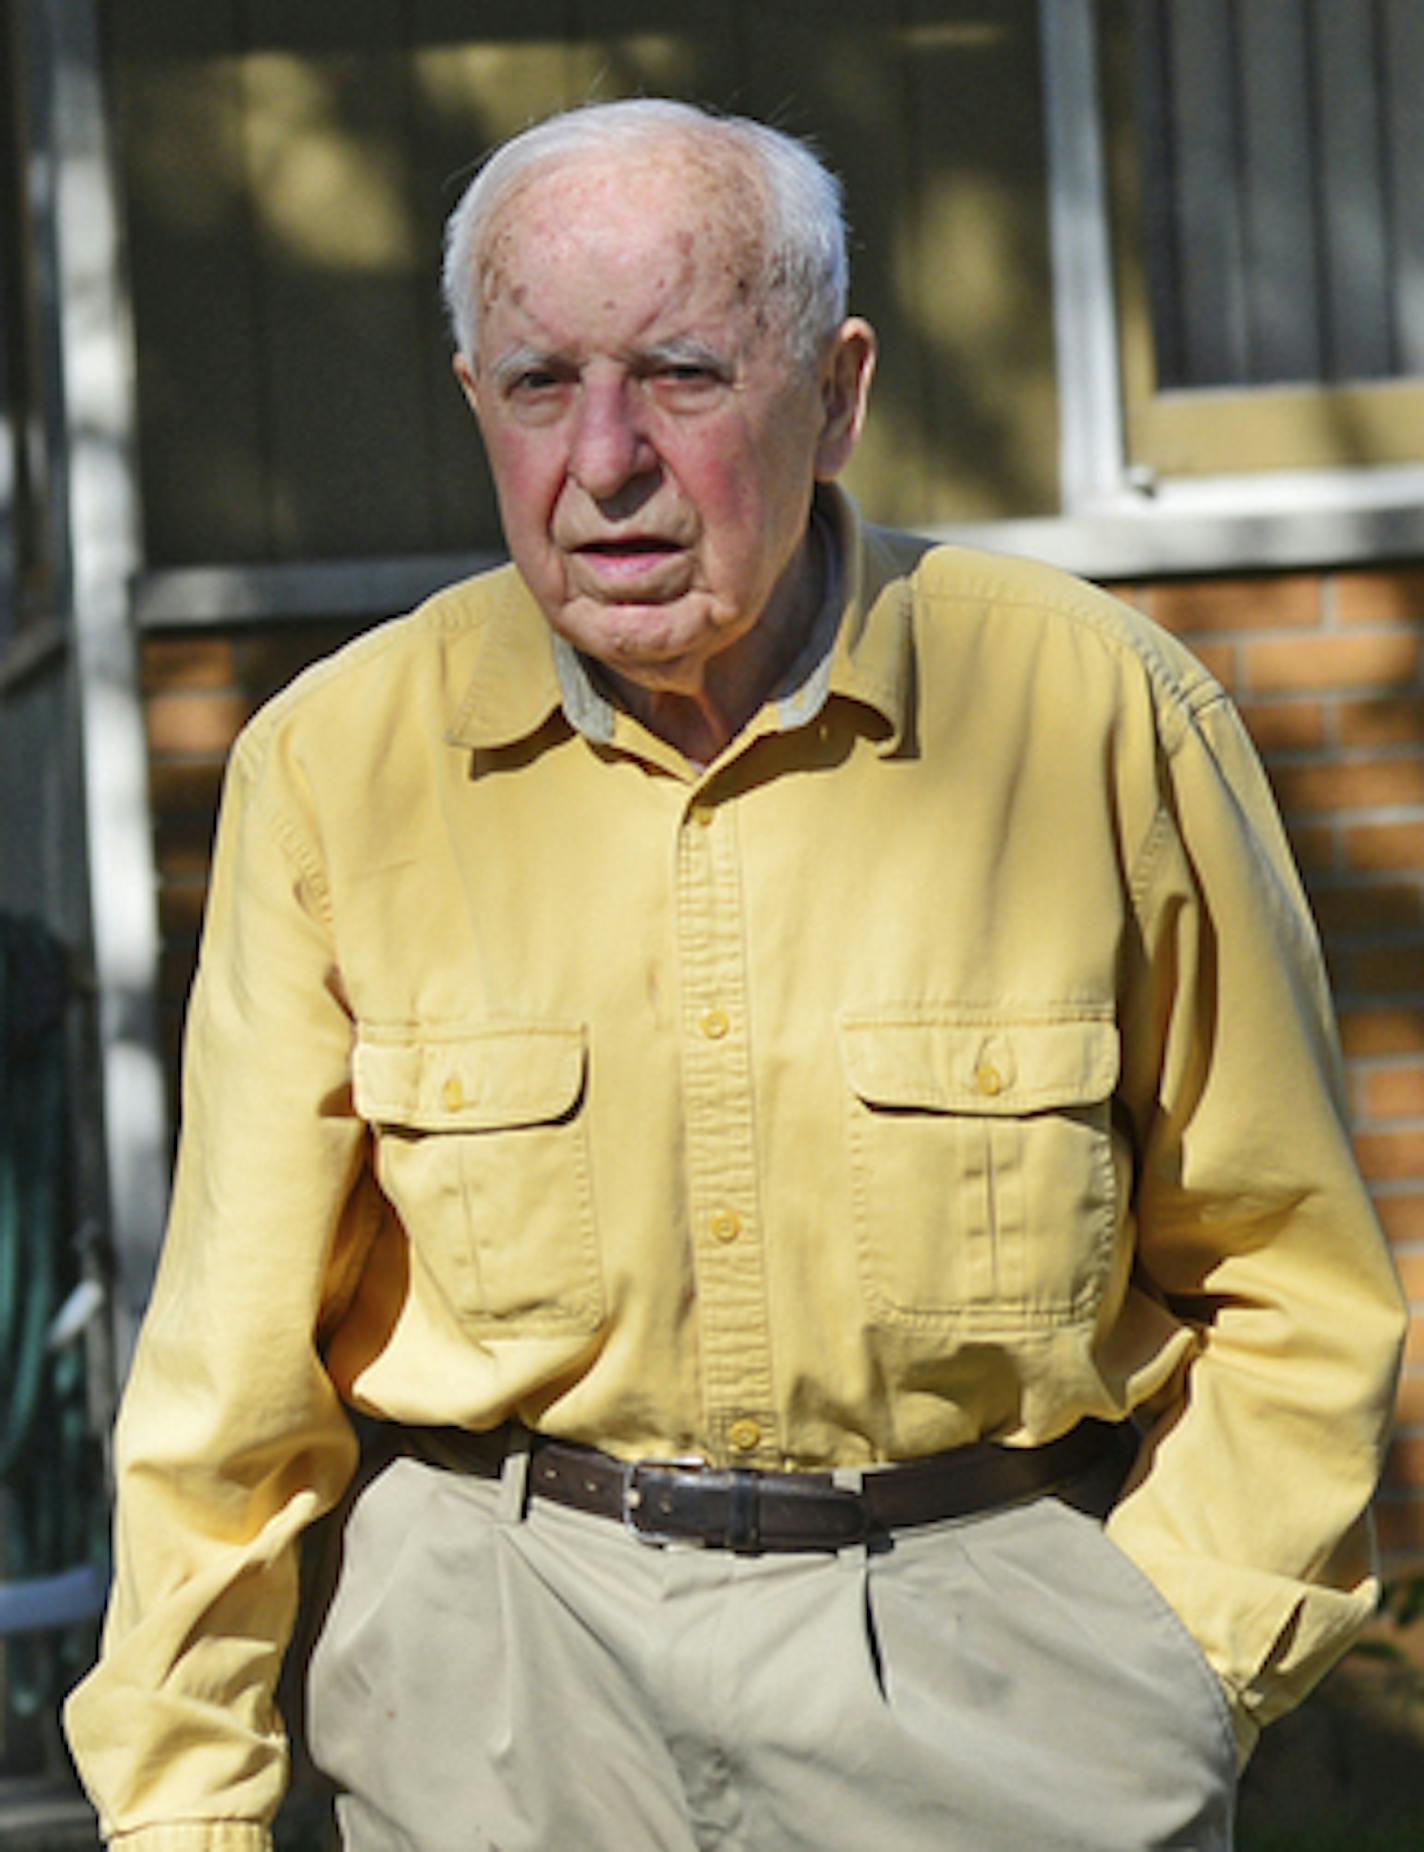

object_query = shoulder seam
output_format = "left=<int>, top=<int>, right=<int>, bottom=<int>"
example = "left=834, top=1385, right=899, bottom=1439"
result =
left=911, top=556, right=1217, bottom=752
left=227, top=722, right=334, bottom=926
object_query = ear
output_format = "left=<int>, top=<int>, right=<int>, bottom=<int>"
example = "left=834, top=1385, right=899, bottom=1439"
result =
left=813, top=318, right=877, bottom=481
left=452, top=352, right=480, bottom=418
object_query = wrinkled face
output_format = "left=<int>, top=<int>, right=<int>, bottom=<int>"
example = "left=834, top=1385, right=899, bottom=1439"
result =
left=456, top=144, right=870, bottom=693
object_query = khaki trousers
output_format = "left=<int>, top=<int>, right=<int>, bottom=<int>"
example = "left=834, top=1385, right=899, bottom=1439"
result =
left=306, top=1440, right=1236, bottom=1851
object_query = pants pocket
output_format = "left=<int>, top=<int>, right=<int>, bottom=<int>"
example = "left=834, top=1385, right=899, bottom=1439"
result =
left=862, top=1497, right=1237, bottom=1850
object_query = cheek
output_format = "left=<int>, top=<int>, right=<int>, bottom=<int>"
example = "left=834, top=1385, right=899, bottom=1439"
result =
left=683, top=442, right=772, bottom=546
left=481, top=426, right=561, bottom=541
left=693, top=436, right=813, bottom=580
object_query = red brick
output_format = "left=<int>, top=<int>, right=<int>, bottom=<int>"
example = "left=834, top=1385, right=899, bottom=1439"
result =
left=1243, top=631, right=1420, bottom=693
left=154, top=801, right=220, bottom=862
left=1384, top=1433, right=1424, bottom=1490
left=1394, top=1251, right=1424, bottom=1301
left=1348, top=945, right=1424, bottom=997
left=1271, top=758, right=1424, bottom=815
left=1342, top=1009, right=1424, bottom=1057
left=148, top=760, right=226, bottom=814
left=1239, top=700, right=1327, bottom=753
left=1377, top=1194, right=1424, bottom=1245
left=233, top=625, right=364, bottom=705
left=1373, top=1495, right=1424, bottom=1562
left=158, top=882, right=208, bottom=935
left=1151, top=574, right=1322, bottom=635
left=1283, top=819, right=1336, bottom=873
left=1394, top=1372, right=1424, bottom=1427
left=1180, top=639, right=1237, bottom=686
left=145, top=690, right=251, bottom=757
left=1356, top=1127, right=1424, bottom=1182
left=1334, top=568, right=1424, bottom=625
left=1338, top=695, right=1424, bottom=748
left=1314, top=883, right=1424, bottom=936
left=1103, top=582, right=1149, bottom=616
left=141, top=636, right=239, bottom=692
left=1345, top=822, right=1424, bottom=873
left=1362, top=1066, right=1424, bottom=1121
left=1405, top=1319, right=1424, bottom=1368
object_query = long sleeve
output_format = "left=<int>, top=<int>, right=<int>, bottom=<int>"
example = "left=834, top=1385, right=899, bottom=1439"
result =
left=1106, top=686, right=1407, bottom=1765
left=64, top=721, right=375, bottom=1850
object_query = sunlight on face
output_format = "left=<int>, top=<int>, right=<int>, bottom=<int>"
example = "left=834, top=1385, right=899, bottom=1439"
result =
left=456, top=143, right=870, bottom=707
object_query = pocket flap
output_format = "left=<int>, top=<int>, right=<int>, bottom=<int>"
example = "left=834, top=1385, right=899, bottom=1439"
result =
left=353, top=1022, right=587, bottom=1131
left=838, top=1013, right=1119, bottom=1115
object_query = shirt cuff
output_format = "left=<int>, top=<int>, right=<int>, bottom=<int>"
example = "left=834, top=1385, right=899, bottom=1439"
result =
left=109, top=1826, right=272, bottom=1852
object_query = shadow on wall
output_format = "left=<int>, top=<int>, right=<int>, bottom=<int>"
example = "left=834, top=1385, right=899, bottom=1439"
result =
left=1235, top=1605, right=1424, bottom=1850
left=110, top=0, right=1059, bottom=572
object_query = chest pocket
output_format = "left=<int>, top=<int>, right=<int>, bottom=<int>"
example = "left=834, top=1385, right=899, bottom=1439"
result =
left=353, top=1022, right=602, bottom=1333
left=838, top=1012, right=1120, bottom=1334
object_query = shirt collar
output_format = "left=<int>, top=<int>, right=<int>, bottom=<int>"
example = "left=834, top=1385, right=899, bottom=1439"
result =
left=819, top=484, right=914, bottom=756
left=445, top=483, right=915, bottom=757
left=444, top=566, right=564, bottom=751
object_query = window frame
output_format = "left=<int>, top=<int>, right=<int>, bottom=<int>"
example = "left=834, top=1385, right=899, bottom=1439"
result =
left=941, top=0, right=1424, bottom=580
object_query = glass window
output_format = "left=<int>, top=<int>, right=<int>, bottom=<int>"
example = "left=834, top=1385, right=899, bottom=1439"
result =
left=1105, top=0, right=1424, bottom=475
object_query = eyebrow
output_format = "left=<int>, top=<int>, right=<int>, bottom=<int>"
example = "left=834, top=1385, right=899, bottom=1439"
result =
left=486, top=336, right=734, bottom=393
left=637, top=338, right=731, bottom=375
left=487, top=344, right=564, bottom=392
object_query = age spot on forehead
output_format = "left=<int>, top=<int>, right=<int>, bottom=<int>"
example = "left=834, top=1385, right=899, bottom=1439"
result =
left=475, top=137, right=772, bottom=332
left=478, top=219, right=519, bottom=313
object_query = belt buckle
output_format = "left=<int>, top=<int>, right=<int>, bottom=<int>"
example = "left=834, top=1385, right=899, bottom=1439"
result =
left=622, top=1457, right=711, bottom=1548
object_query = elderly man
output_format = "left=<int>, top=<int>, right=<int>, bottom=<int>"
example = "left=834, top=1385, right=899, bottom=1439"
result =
left=68, top=98, right=1402, bottom=1852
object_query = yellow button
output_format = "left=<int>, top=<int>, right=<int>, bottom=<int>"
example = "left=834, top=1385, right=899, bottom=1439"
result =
left=728, top=1418, right=762, bottom=1453
left=700, top=1007, right=730, bottom=1040
left=440, top=1076, right=465, bottom=1111
left=690, top=804, right=715, bottom=828
left=974, top=1062, right=1003, bottom=1097
left=709, top=1206, right=741, bottom=1244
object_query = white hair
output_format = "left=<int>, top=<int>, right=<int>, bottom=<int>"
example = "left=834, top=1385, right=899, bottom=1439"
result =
left=441, top=98, right=849, bottom=370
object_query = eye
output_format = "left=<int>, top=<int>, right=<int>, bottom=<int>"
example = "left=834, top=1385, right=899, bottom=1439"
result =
left=508, top=366, right=563, bottom=397
left=645, top=357, right=728, bottom=406
left=497, top=362, right=575, bottom=422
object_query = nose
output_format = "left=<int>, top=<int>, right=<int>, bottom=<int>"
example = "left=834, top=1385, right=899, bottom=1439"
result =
left=568, top=374, right=656, bottom=505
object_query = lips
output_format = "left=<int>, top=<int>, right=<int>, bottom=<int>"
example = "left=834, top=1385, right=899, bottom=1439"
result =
left=572, top=536, right=688, bottom=587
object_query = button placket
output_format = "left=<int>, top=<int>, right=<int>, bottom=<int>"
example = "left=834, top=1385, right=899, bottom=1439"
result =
left=676, top=792, right=777, bottom=1464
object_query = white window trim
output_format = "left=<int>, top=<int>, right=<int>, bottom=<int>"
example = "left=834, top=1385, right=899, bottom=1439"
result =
left=38, top=0, right=170, bottom=1359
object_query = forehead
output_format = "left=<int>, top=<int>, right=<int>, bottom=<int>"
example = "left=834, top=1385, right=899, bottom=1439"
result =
left=476, top=140, right=769, bottom=331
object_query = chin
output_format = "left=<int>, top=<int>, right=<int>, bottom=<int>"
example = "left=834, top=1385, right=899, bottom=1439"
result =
left=566, top=606, right=710, bottom=666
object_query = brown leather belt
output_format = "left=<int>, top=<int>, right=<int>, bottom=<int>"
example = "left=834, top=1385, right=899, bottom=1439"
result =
left=404, top=1419, right=1125, bottom=1554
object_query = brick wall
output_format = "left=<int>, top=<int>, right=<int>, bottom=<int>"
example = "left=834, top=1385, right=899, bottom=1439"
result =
left=139, top=562, right=1424, bottom=1570
left=1121, top=568, right=1424, bottom=1571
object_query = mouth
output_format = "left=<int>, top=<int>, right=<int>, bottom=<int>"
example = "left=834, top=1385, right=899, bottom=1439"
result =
left=578, top=536, right=681, bottom=557
left=573, top=536, right=687, bottom=584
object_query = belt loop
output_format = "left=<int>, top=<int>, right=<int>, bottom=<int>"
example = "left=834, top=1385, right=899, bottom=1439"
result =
left=832, top=1465, right=867, bottom=1569
left=497, top=1425, right=533, bottom=1524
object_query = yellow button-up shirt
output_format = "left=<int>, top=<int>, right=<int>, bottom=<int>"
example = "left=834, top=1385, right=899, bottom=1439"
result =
left=67, top=492, right=1405, bottom=1848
